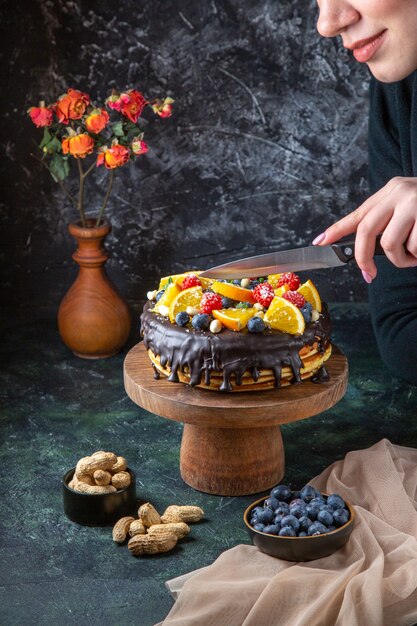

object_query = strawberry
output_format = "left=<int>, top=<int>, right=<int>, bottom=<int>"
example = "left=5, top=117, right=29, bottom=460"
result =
left=277, top=272, right=300, bottom=291
left=200, top=291, right=223, bottom=314
left=181, top=274, right=202, bottom=290
left=282, top=291, right=306, bottom=308
left=253, top=282, right=275, bottom=307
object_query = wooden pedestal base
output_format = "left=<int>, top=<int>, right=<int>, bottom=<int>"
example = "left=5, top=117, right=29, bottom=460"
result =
left=124, top=342, right=348, bottom=496
left=180, top=423, right=284, bottom=496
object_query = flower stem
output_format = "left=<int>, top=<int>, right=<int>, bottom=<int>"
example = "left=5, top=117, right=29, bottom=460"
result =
left=30, top=152, right=77, bottom=209
left=77, top=159, right=87, bottom=227
left=96, top=170, right=114, bottom=227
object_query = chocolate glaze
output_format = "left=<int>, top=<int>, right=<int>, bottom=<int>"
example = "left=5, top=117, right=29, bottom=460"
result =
left=140, top=302, right=332, bottom=392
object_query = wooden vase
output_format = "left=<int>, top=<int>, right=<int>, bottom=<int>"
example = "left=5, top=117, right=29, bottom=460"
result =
left=58, top=219, right=131, bottom=359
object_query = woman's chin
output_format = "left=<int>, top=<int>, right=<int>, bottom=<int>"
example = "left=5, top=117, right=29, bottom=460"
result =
left=368, top=59, right=417, bottom=83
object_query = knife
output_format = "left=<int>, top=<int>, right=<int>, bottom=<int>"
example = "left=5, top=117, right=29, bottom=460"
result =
left=199, top=237, right=385, bottom=279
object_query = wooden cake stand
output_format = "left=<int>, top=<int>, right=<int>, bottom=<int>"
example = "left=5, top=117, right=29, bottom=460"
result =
left=123, top=343, right=348, bottom=496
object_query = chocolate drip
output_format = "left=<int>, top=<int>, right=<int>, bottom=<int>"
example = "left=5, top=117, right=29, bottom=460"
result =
left=311, top=365, right=330, bottom=384
left=141, top=302, right=332, bottom=391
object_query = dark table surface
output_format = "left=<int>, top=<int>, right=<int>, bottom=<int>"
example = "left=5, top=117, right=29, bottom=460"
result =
left=1, top=303, right=416, bottom=626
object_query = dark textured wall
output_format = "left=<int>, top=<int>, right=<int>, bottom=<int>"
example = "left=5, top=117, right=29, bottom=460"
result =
left=1, top=0, right=371, bottom=311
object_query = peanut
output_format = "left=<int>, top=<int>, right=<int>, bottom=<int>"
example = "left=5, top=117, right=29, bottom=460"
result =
left=161, top=505, right=204, bottom=523
left=94, top=470, right=112, bottom=486
left=160, top=511, right=183, bottom=524
left=128, top=520, right=147, bottom=537
left=112, top=456, right=128, bottom=473
left=128, top=532, right=177, bottom=556
left=112, top=516, right=135, bottom=543
left=111, top=471, right=131, bottom=490
left=148, top=522, right=190, bottom=539
left=138, top=502, right=161, bottom=527
left=75, top=452, right=117, bottom=479
left=71, top=474, right=116, bottom=494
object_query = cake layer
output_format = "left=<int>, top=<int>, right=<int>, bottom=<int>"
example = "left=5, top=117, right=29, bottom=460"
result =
left=141, top=302, right=332, bottom=392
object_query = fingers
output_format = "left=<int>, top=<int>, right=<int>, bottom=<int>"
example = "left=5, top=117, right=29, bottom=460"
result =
left=312, top=177, right=417, bottom=280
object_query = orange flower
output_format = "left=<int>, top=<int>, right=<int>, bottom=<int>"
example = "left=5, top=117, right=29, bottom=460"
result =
left=55, top=88, right=90, bottom=124
left=28, top=105, right=53, bottom=127
left=131, top=137, right=148, bottom=155
left=96, top=144, right=130, bottom=169
left=151, top=97, right=174, bottom=118
left=62, top=133, right=95, bottom=158
left=85, top=108, right=110, bottom=134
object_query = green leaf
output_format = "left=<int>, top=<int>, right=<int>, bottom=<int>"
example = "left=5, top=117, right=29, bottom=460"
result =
left=46, top=136, right=62, bottom=153
left=112, top=121, right=124, bottom=137
left=49, top=153, right=70, bottom=181
left=39, top=128, right=52, bottom=150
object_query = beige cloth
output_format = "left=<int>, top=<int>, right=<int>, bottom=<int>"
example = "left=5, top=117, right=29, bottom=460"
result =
left=157, top=439, right=417, bottom=626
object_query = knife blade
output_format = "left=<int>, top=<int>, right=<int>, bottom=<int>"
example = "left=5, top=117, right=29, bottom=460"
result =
left=199, top=237, right=384, bottom=279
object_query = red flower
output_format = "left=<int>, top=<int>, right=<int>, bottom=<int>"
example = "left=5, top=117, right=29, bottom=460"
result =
left=105, top=91, right=131, bottom=112
left=85, top=108, right=109, bottom=134
left=62, top=133, right=95, bottom=158
left=151, top=97, right=174, bottom=118
left=54, top=88, right=90, bottom=124
left=96, top=144, right=130, bottom=169
left=119, top=89, right=147, bottom=123
left=28, top=105, right=53, bottom=127
left=131, top=137, right=148, bottom=155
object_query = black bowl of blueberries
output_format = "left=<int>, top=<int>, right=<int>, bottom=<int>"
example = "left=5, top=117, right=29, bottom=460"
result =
left=243, top=483, right=355, bottom=561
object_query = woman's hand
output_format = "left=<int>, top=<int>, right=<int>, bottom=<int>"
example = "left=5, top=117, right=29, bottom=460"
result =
left=312, top=177, right=417, bottom=282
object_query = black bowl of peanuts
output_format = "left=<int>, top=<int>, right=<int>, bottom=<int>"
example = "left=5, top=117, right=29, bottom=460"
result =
left=63, top=450, right=137, bottom=526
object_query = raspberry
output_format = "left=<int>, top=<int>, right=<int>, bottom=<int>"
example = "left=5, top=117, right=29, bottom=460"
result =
left=181, top=274, right=201, bottom=290
left=277, top=272, right=300, bottom=291
left=200, top=291, right=223, bottom=314
left=253, top=282, right=275, bottom=307
left=282, top=291, right=306, bottom=308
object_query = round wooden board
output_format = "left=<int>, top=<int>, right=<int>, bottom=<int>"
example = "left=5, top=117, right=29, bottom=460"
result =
left=123, top=342, right=348, bottom=429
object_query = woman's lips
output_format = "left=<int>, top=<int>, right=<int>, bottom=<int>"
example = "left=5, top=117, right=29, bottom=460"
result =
left=348, top=30, right=387, bottom=63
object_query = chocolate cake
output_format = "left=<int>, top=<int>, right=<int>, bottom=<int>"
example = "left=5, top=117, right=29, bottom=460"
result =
left=140, top=271, right=332, bottom=392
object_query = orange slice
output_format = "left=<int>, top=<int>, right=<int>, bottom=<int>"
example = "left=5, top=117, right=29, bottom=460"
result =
left=168, top=286, right=203, bottom=323
left=264, top=297, right=305, bottom=335
left=274, top=284, right=290, bottom=297
left=267, top=273, right=282, bottom=289
left=154, top=282, right=182, bottom=313
left=211, top=281, right=255, bottom=304
left=298, top=279, right=322, bottom=313
left=212, top=308, right=257, bottom=331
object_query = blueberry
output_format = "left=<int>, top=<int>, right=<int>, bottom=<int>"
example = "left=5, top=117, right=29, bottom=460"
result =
left=263, top=524, right=281, bottom=535
left=289, top=505, right=307, bottom=519
left=233, top=279, right=241, bottom=285
left=175, top=311, right=190, bottom=326
left=155, top=290, right=165, bottom=302
left=279, top=526, right=296, bottom=537
left=252, top=506, right=264, bottom=518
left=247, top=316, right=265, bottom=333
left=333, top=508, right=350, bottom=527
left=249, top=280, right=260, bottom=289
left=253, top=523, right=265, bottom=532
left=306, top=504, right=321, bottom=521
left=317, top=510, right=334, bottom=527
left=300, top=485, right=317, bottom=503
left=273, top=513, right=285, bottom=525
left=280, top=514, right=300, bottom=532
left=289, top=498, right=306, bottom=509
left=327, top=494, right=346, bottom=510
left=298, top=515, right=313, bottom=532
left=292, top=490, right=301, bottom=499
left=264, top=497, right=279, bottom=510
left=309, top=497, right=325, bottom=507
left=254, top=508, right=274, bottom=525
left=319, top=504, right=334, bottom=514
left=221, top=297, right=235, bottom=309
left=327, top=525, right=336, bottom=532
left=275, top=503, right=290, bottom=517
left=191, top=314, right=210, bottom=331
left=298, top=531, right=308, bottom=537
left=300, top=302, right=313, bottom=323
left=308, top=521, right=328, bottom=536
left=271, top=484, right=292, bottom=502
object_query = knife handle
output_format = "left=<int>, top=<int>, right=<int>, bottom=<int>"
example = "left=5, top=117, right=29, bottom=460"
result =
left=331, top=235, right=385, bottom=263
